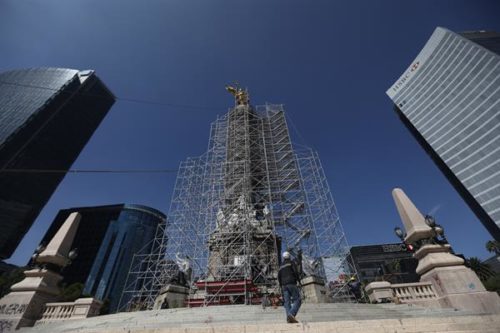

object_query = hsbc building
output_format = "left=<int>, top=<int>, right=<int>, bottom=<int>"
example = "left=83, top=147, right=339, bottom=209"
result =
left=387, top=27, right=500, bottom=241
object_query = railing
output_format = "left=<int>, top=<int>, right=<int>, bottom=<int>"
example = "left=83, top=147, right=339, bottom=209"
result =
left=41, top=303, right=75, bottom=321
left=391, top=282, right=438, bottom=302
left=36, top=298, right=102, bottom=325
left=365, top=281, right=438, bottom=304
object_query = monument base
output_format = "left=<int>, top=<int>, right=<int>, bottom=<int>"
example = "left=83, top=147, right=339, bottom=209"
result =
left=421, top=265, right=500, bottom=314
left=437, top=292, right=500, bottom=314
left=414, top=244, right=465, bottom=275
left=0, top=268, right=62, bottom=331
left=0, top=290, right=57, bottom=330
left=153, top=284, right=190, bottom=309
left=301, top=276, right=327, bottom=303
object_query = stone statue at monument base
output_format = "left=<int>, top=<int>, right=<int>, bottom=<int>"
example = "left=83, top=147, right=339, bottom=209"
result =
left=0, top=212, right=81, bottom=331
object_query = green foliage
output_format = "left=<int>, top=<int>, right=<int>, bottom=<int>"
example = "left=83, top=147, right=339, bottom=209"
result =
left=99, top=299, right=110, bottom=315
left=486, top=240, right=500, bottom=255
left=0, top=267, right=26, bottom=298
left=58, top=282, right=85, bottom=302
left=388, top=259, right=401, bottom=273
left=467, top=257, right=495, bottom=282
left=483, top=274, right=500, bottom=294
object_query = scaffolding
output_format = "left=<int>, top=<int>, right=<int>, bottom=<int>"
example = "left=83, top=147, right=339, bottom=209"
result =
left=119, top=102, right=356, bottom=311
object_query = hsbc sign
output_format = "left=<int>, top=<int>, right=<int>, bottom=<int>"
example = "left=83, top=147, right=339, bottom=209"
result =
left=411, top=61, right=420, bottom=72
left=387, top=27, right=447, bottom=100
left=391, top=61, right=420, bottom=94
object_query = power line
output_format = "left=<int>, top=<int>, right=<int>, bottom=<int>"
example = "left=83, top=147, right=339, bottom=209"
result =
left=0, top=79, right=226, bottom=111
left=116, top=96, right=224, bottom=111
left=0, top=168, right=178, bottom=174
left=0, top=78, right=229, bottom=176
left=0, top=78, right=225, bottom=173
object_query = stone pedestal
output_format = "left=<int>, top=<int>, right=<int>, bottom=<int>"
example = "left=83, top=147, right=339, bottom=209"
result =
left=0, top=269, right=62, bottom=330
left=153, top=284, right=190, bottom=309
left=301, top=276, right=327, bottom=303
left=365, top=281, right=392, bottom=303
left=421, top=265, right=500, bottom=314
left=0, top=212, right=80, bottom=331
left=414, top=244, right=464, bottom=275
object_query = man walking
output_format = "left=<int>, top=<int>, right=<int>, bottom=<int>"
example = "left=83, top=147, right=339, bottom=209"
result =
left=278, top=251, right=302, bottom=323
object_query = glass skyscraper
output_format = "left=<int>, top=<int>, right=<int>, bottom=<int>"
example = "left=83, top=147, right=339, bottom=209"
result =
left=387, top=27, right=500, bottom=241
left=0, top=68, right=115, bottom=258
left=40, top=204, right=166, bottom=313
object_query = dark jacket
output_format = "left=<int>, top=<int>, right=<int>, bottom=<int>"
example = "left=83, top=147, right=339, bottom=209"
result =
left=278, top=259, right=300, bottom=286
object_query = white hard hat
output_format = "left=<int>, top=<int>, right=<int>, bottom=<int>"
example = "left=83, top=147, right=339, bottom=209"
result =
left=282, top=251, right=291, bottom=259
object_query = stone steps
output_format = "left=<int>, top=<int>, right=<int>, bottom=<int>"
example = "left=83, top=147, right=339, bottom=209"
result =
left=20, top=303, right=500, bottom=333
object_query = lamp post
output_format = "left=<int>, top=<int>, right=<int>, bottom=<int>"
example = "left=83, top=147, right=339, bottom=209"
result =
left=68, top=248, right=78, bottom=264
left=424, top=215, right=449, bottom=246
left=393, top=215, right=449, bottom=255
left=394, top=227, right=405, bottom=242
left=393, top=226, right=416, bottom=252
left=30, top=243, right=46, bottom=267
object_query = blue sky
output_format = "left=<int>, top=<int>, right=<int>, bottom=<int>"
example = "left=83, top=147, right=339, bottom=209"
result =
left=2, top=0, right=500, bottom=265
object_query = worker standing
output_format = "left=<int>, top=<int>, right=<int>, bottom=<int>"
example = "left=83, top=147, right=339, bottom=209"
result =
left=278, top=251, right=302, bottom=323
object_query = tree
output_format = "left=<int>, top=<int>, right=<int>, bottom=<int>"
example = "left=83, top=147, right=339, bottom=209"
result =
left=58, top=282, right=87, bottom=302
left=486, top=240, right=500, bottom=256
left=0, top=267, right=26, bottom=298
left=483, top=274, right=500, bottom=295
left=99, top=299, right=110, bottom=315
left=466, top=257, right=495, bottom=282
left=388, top=259, right=401, bottom=273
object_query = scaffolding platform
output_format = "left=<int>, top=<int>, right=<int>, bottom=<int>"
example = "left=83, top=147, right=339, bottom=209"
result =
left=119, top=101, right=357, bottom=312
left=187, top=280, right=260, bottom=307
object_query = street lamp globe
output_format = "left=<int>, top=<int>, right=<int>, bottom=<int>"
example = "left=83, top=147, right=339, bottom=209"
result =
left=394, top=227, right=404, bottom=239
left=425, top=215, right=436, bottom=227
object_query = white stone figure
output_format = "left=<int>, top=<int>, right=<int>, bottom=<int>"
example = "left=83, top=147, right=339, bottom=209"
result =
left=238, top=195, right=246, bottom=210
left=228, top=210, right=239, bottom=228
left=250, top=215, right=260, bottom=229
left=175, top=253, right=191, bottom=273
left=302, top=254, right=320, bottom=277
left=262, top=205, right=271, bottom=229
left=259, top=258, right=268, bottom=275
left=175, top=253, right=192, bottom=286
left=216, top=208, right=225, bottom=229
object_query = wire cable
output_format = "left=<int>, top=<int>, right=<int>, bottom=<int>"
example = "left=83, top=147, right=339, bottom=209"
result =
left=0, top=168, right=178, bottom=174
left=0, top=79, right=226, bottom=111
left=0, top=78, right=224, bottom=174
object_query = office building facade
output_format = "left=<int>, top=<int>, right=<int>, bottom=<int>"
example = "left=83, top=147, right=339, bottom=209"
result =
left=387, top=27, right=500, bottom=241
left=40, top=204, right=166, bottom=313
left=349, top=243, right=419, bottom=284
left=0, top=68, right=115, bottom=258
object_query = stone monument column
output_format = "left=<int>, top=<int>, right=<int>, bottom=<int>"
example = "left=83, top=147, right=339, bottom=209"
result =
left=0, top=212, right=81, bottom=331
left=392, top=188, right=500, bottom=314
left=300, top=276, right=327, bottom=303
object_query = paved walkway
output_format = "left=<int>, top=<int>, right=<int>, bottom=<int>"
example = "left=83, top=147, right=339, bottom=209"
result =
left=22, top=303, right=500, bottom=333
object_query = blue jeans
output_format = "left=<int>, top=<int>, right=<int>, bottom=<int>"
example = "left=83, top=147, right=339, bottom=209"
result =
left=282, top=284, right=301, bottom=317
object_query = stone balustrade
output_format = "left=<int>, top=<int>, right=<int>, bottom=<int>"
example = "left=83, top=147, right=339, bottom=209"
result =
left=391, top=282, right=438, bottom=302
left=41, top=303, right=75, bottom=321
left=36, top=298, right=102, bottom=325
left=365, top=281, right=438, bottom=305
